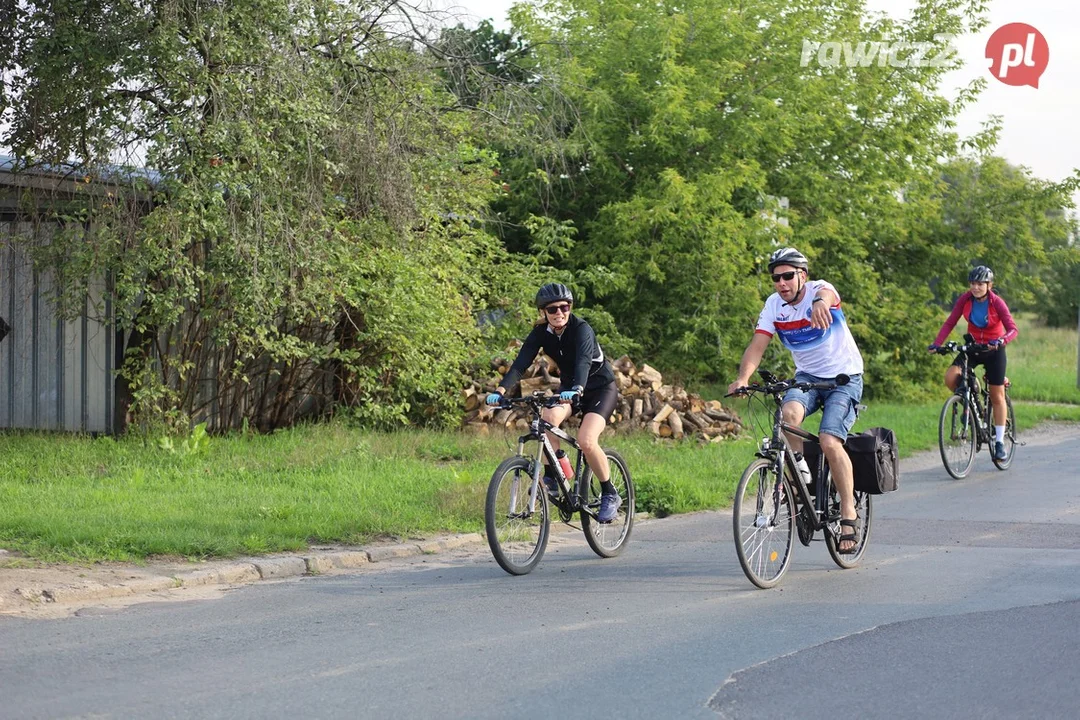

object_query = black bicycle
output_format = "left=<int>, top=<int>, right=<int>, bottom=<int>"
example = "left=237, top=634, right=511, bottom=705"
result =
left=484, top=393, right=635, bottom=576
left=727, top=371, right=871, bottom=589
left=934, top=340, right=1017, bottom=479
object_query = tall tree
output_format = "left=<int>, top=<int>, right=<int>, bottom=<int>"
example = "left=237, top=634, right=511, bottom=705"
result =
left=499, top=0, right=995, bottom=394
left=2, top=1, right=527, bottom=430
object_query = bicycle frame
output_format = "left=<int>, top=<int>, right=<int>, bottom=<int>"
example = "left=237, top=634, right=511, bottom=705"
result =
left=510, top=396, right=597, bottom=520
left=759, top=402, right=833, bottom=532
left=949, top=346, right=996, bottom=450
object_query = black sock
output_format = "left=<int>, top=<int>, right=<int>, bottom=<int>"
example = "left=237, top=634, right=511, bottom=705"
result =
left=600, top=481, right=616, bottom=496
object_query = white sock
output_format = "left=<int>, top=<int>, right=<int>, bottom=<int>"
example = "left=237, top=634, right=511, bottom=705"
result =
left=995, top=425, right=1005, bottom=443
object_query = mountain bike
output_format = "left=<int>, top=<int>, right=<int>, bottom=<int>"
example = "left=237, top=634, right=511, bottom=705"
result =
left=484, top=393, right=635, bottom=576
left=726, top=371, right=871, bottom=589
left=934, top=340, right=1017, bottom=479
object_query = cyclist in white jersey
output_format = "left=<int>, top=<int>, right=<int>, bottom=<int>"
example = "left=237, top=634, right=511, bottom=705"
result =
left=727, top=247, right=865, bottom=553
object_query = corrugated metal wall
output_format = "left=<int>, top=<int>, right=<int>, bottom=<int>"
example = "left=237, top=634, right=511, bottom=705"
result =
left=0, top=221, right=114, bottom=433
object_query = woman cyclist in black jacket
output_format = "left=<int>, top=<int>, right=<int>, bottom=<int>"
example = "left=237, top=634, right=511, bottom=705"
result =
left=486, top=283, right=621, bottom=522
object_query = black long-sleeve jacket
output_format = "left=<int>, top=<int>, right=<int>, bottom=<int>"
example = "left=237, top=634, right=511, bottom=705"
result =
left=499, top=314, right=615, bottom=394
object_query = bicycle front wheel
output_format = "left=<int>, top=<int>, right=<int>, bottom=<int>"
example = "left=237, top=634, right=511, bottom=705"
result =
left=992, top=393, right=1017, bottom=470
left=580, top=449, right=635, bottom=558
left=485, top=456, right=550, bottom=576
left=732, top=458, right=795, bottom=589
left=939, top=394, right=976, bottom=479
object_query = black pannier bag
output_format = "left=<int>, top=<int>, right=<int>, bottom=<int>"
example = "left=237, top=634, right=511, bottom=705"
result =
left=800, top=427, right=899, bottom=495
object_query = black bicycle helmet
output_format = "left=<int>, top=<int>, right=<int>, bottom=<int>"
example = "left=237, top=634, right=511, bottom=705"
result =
left=535, top=282, right=573, bottom=308
left=767, top=247, right=809, bottom=273
left=968, top=265, right=994, bottom=283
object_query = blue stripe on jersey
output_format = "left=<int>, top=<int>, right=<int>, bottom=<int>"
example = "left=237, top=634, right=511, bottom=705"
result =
left=776, top=308, right=847, bottom=352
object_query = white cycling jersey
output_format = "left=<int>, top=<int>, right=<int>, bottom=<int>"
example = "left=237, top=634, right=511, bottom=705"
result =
left=755, top=279, right=864, bottom=377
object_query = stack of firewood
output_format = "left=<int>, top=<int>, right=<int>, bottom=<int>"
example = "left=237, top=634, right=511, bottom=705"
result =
left=461, top=344, right=742, bottom=441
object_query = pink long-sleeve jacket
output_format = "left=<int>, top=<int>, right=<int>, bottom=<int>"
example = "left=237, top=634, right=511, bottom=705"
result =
left=933, top=290, right=1018, bottom=347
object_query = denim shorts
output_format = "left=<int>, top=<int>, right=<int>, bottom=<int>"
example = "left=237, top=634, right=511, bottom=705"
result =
left=782, top=372, right=864, bottom=442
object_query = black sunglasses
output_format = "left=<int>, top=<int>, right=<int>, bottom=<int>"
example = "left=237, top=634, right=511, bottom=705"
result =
left=771, top=271, right=799, bottom=282
left=544, top=304, right=571, bottom=315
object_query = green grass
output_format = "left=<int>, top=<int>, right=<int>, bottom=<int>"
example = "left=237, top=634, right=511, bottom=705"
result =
left=3, top=399, right=1079, bottom=564
left=1, top=313, right=1077, bottom=564
left=1002, top=315, right=1080, bottom=404
left=0, top=425, right=757, bottom=563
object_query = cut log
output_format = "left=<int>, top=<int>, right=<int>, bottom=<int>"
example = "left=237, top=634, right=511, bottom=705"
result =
left=668, top=410, right=684, bottom=439
left=704, top=408, right=738, bottom=423
left=653, top=403, right=675, bottom=424
left=613, top=354, right=637, bottom=375
left=687, top=411, right=712, bottom=429
left=638, top=364, right=663, bottom=390
left=463, top=391, right=480, bottom=412
left=538, top=356, right=557, bottom=383
left=632, top=398, right=644, bottom=420
left=520, top=376, right=556, bottom=397
left=465, top=422, right=490, bottom=436
left=680, top=411, right=702, bottom=430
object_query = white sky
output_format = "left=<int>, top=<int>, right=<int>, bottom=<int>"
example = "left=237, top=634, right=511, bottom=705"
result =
left=441, top=0, right=1080, bottom=205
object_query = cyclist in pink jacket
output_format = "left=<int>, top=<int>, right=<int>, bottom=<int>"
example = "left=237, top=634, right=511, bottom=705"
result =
left=928, top=266, right=1018, bottom=460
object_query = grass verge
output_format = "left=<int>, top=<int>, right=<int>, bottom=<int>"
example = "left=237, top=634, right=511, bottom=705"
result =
left=2, top=400, right=1078, bottom=564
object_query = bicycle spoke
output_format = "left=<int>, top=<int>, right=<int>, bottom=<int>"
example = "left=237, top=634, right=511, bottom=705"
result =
left=485, top=457, right=550, bottom=575
left=939, top=394, right=976, bottom=479
left=733, top=459, right=795, bottom=589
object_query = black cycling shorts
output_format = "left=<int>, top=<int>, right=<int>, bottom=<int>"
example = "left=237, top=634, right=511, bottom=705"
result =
left=578, top=382, right=620, bottom=423
left=953, top=346, right=1007, bottom=386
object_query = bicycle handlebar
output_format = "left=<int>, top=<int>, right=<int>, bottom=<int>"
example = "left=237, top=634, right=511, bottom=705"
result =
left=493, top=392, right=568, bottom=412
left=934, top=340, right=992, bottom=356
left=725, top=371, right=850, bottom=399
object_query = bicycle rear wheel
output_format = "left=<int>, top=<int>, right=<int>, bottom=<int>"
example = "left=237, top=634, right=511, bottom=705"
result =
left=991, top=393, right=1017, bottom=470
left=732, top=458, right=795, bottom=589
left=580, top=449, right=635, bottom=558
left=939, top=394, right=976, bottom=479
left=485, top=456, right=550, bottom=575
left=826, top=484, right=872, bottom=569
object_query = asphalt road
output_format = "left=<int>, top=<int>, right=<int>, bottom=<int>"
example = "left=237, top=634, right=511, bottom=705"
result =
left=2, top=424, right=1078, bottom=719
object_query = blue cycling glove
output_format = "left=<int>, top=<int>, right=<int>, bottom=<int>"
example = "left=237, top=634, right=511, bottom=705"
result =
left=485, top=392, right=503, bottom=406
left=927, top=344, right=939, bottom=353
left=988, top=339, right=1002, bottom=348
left=559, top=390, right=579, bottom=402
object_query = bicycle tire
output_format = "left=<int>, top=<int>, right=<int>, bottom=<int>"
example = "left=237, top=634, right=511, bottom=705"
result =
left=732, top=458, right=795, bottom=589
left=580, top=449, right=635, bottom=558
left=485, top=456, right=550, bottom=575
left=825, top=483, right=872, bottom=569
left=991, top=392, right=1017, bottom=470
left=939, top=394, right=976, bottom=479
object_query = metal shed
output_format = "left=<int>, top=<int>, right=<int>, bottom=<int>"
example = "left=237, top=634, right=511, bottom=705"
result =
left=0, top=156, right=117, bottom=433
